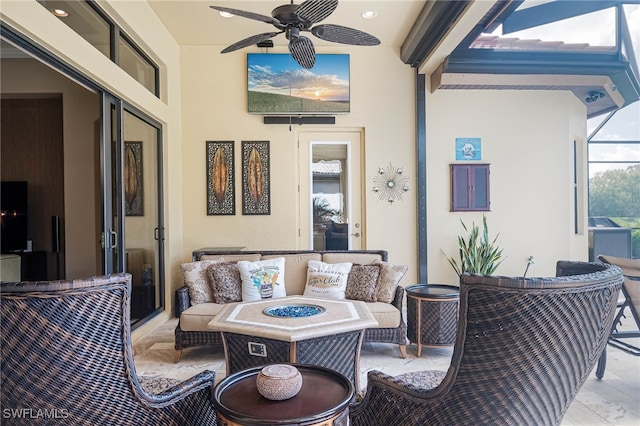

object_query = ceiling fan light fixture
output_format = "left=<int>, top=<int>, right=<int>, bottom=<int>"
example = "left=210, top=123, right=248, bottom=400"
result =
left=219, top=11, right=234, bottom=18
left=361, top=10, right=377, bottom=19
left=212, top=0, right=380, bottom=69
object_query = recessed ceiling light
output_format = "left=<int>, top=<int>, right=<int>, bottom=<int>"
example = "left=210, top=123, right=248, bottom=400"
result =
left=51, top=8, right=69, bottom=17
left=361, top=10, right=377, bottom=19
left=219, top=11, right=234, bottom=18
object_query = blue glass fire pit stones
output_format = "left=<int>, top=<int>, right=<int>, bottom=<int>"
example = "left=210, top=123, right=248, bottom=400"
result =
left=262, top=304, right=326, bottom=318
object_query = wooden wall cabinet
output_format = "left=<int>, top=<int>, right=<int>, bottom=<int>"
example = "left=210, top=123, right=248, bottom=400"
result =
left=450, top=164, right=490, bottom=212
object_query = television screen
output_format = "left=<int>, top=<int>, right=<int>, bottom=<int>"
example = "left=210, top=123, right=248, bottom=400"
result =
left=1, top=181, right=28, bottom=253
left=248, top=53, right=350, bottom=115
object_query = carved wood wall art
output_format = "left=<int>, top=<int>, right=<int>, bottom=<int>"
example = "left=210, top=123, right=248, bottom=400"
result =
left=124, top=141, right=143, bottom=216
left=241, top=141, right=270, bottom=215
left=207, top=141, right=235, bottom=215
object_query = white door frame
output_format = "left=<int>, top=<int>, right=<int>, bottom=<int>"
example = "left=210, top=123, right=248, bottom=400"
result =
left=297, top=129, right=365, bottom=250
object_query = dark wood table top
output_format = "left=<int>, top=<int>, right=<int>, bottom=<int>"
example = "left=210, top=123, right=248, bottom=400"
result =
left=406, top=284, right=460, bottom=298
left=214, top=364, right=353, bottom=425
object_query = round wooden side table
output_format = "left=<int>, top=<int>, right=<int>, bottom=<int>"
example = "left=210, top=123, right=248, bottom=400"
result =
left=213, top=364, right=353, bottom=426
left=406, top=284, right=460, bottom=357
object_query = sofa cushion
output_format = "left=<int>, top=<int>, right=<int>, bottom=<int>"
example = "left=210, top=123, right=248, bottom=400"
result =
left=200, top=253, right=262, bottom=263
left=180, top=259, right=225, bottom=306
left=180, top=302, right=227, bottom=331
left=322, top=252, right=384, bottom=265
left=263, top=253, right=322, bottom=295
left=303, top=260, right=352, bottom=299
left=367, top=301, right=401, bottom=328
left=207, top=262, right=242, bottom=304
left=346, top=264, right=381, bottom=302
left=238, top=257, right=287, bottom=301
left=373, top=259, right=408, bottom=303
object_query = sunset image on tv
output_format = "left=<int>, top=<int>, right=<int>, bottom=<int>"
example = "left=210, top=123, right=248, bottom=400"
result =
left=248, top=53, right=350, bottom=114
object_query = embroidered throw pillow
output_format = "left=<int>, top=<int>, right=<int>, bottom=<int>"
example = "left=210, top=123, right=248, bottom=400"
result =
left=237, top=257, right=287, bottom=302
left=345, top=264, right=381, bottom=302
left=303, top=260, right=352, bottom=300
left=180, top=259, right=225, bottom=305
left=373, top=259, right=408, bottom=303
left=207, top=262, right=242, bottom=304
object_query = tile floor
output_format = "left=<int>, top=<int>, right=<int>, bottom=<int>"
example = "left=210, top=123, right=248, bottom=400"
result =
left=133, top=318, right=639, bottom=425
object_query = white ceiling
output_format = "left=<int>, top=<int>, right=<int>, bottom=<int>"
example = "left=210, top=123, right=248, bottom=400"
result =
left=146, top=0, right=427, bottom=49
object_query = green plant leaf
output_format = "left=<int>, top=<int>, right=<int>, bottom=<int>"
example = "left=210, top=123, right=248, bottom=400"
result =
left=441, top=215, right=503, bottom=278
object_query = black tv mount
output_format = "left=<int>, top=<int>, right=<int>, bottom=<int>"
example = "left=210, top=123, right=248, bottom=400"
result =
left=256, top=40, right=273, bottom=48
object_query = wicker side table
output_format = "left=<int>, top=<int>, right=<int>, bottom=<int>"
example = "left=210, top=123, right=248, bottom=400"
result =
left=406, top=284, right=460, bottom=357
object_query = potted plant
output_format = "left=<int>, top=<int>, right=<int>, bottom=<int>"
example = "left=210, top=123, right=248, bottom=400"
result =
left=442, top=215, right=504, bottom=278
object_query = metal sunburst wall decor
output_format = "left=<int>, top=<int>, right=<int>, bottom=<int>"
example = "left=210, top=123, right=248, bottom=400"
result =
left=372, top=163, right=410, bottom=203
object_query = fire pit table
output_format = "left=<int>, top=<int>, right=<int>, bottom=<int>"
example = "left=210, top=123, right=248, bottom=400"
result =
left=208, top=296, right=378, bottom=389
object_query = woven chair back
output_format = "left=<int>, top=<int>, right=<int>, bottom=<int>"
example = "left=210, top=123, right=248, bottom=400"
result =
left=351, top=261, right=623, bottom=426
left=1, top=274, right=216, bottom=425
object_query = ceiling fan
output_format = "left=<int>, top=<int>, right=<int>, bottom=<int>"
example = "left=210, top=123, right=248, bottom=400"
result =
left=210, top=0, right=380, bottom=69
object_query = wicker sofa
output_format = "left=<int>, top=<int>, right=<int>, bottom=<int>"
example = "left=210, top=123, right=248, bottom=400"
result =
left=349, top=260, right=623, bottom=426
left=1, top=273, right=217, bottom=425
left=174, top=249, right=408, bottom=362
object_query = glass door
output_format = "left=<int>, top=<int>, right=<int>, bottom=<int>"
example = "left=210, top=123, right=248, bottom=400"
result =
left=123, top=108, right=164, bottom=325
left=101, top=94, right=164, bottom=326
left=101, top=94, right=124, bottom=274
left=298, top=131, right=364, bottom=250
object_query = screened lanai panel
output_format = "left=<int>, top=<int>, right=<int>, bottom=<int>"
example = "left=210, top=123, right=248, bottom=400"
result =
left=589, top=102, right=640, bottom=141
left=487, top=1, right=617, bottom=52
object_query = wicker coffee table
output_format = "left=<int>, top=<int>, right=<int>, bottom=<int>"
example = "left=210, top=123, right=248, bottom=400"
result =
left=406, top=284, right=460, bottom=357
left=208, top=296, right=378, bottom=389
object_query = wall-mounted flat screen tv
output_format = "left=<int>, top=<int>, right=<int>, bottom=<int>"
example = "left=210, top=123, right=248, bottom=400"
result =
left=248, top=53, right=350, bottom=115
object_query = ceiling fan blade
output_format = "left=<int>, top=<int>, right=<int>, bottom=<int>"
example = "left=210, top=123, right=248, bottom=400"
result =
left=221, top=32, right=283, bottom=54
left=289, top=36, right=316, bottom=69
left=296, top=0, right=338, bottom=24
left=311, top=24, right=381, bottom=46
left=210, top=6, right=281, bottom=26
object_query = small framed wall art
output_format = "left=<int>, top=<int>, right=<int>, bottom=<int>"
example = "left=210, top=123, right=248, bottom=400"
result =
left=455, top=137, right=482, bottom=161
left=241, top=140, right=270, bottom=215
left=206, top=141, right=235, bottom=215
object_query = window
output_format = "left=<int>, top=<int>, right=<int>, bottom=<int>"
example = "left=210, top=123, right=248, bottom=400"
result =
left=38, top=0, right=159, bottom=97
left=587, top=102, right=640, bottom=258
left=450, top=164, right=490, bottom=212
left=40, top=0, right=112, bottom=58
left=118, top=33, right=158, bottom=95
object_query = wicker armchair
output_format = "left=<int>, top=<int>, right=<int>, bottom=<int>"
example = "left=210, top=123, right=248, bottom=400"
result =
left=595, top=255, right=640, bottom=379
left=1, top=274, right=217, bottom=425
left=350, top=261, right=623, bottom=426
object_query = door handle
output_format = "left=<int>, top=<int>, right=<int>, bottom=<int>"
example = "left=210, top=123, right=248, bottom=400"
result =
left=351, top=232, right=360, bottom=238
left=110, top=230, right=118, bottom=249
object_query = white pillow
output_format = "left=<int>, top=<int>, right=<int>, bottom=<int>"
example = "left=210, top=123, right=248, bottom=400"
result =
left=237, top=257, right=287, bottom=301
left=303, top=260, right=352, bottom=300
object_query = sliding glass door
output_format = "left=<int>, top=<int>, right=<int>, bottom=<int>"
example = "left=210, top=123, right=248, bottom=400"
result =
left=101, top=94, right=124, bottom=275
left=101, top=95, right=165, bottom=326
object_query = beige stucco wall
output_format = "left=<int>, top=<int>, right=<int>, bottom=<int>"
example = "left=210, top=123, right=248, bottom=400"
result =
left=2, top=1, right=591, bottom=319
left=426, top=89, right=589, bottom=284
left=180, top=46, right=419, bottom=281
